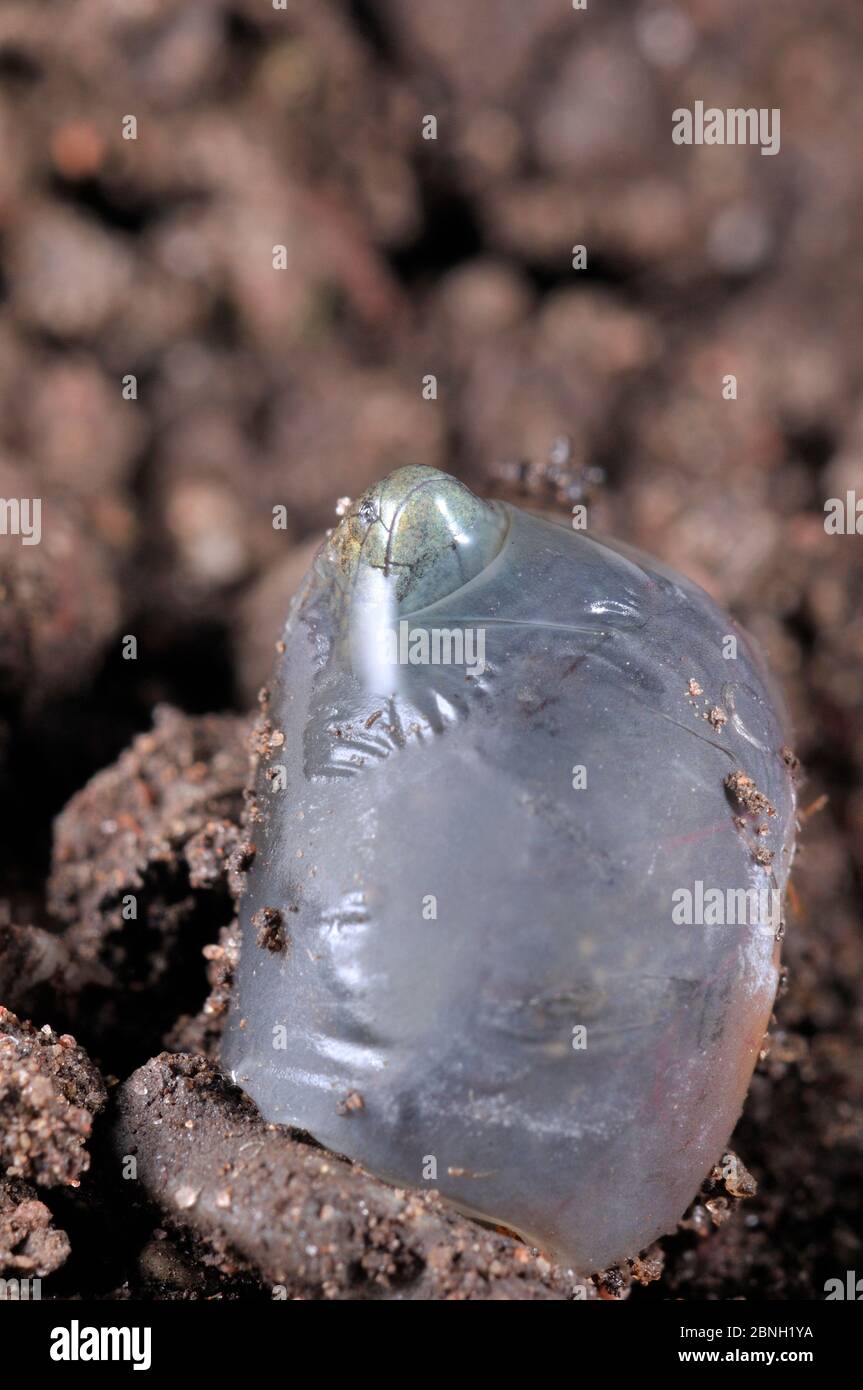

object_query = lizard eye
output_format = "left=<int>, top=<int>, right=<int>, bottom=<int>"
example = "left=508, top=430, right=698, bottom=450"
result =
left=322, top=465, right=509, bottom=615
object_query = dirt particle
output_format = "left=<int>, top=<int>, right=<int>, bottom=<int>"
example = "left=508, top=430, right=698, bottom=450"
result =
left=705, top=1196, right=731, bottom=1226
left=595, top=1265, right=626, bottom=1299
left=0, top=1176, right=71, bottom=1277
left=252, top=907, right=286, bottom=954
left=780, top=745, right=800, bottom=775
left=724, top=770, right=776, bottom=818
left=0, top=1008, right=106, bottom=1188
left=336, top=1090, right=365, bottom=1115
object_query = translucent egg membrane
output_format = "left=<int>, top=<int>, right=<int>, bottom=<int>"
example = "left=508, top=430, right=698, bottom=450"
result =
left=223, top=467, right=796, bottom=1274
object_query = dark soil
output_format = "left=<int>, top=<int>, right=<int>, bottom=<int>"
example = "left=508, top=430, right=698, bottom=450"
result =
left=0, top=0, right=861, bottom=1300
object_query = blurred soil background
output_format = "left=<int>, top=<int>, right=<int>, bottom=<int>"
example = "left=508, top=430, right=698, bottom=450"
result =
left=0, top=0, right=861, bottom=1299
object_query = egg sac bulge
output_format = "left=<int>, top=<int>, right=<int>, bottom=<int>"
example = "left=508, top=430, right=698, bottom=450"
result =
left=223, top=466, right=796, bottom=1274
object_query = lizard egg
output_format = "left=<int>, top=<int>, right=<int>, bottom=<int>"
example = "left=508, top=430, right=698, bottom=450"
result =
left=223, top=466, right=796, bottom=1274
